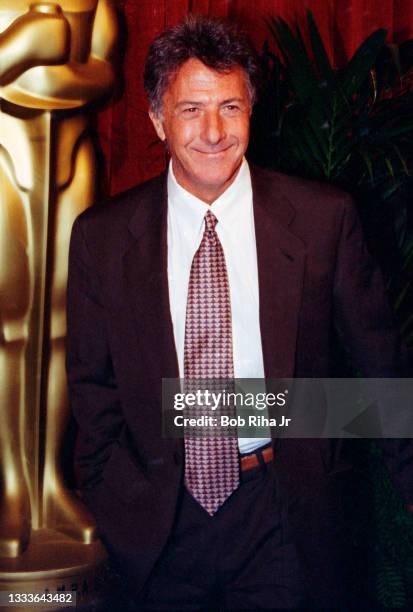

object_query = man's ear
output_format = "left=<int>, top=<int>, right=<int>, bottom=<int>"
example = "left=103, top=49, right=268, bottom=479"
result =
left=149, top=110, right=166, bottom=142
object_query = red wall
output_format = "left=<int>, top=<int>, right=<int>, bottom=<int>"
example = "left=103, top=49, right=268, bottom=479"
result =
left=98, top=0, right=413, bottom=195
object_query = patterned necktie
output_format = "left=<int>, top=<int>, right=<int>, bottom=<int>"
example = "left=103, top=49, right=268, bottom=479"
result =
left=184, top=210, right=239, bottom=515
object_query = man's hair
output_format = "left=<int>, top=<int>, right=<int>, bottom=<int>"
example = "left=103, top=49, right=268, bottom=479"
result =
left=144, top=15, right=261, bottom=116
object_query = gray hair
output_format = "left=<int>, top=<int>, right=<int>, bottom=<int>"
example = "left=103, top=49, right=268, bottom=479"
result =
left=143, top=14, right=261, bottom=116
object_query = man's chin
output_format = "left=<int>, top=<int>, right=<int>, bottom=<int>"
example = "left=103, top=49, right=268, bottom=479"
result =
left=173, top=159, right=243, bottom=201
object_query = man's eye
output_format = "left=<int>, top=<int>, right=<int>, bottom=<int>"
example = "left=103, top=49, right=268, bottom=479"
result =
left=223, top=105, right=240, bottom=114
left=183, top=107, right=199, bottom=114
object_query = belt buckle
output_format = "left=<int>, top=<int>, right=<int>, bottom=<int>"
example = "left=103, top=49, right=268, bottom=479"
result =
left=240, top=445, right=273, bottom=473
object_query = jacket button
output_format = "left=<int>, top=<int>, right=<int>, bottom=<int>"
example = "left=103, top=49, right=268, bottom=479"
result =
left=174, top=451, right=182, bottom=466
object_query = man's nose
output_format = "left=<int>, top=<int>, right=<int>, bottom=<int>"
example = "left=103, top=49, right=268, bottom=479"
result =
left=201, top=111, right=226, bottom=144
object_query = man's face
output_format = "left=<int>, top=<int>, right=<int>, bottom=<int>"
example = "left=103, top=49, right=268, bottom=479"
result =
left=149, top=58, right=252, bottom=203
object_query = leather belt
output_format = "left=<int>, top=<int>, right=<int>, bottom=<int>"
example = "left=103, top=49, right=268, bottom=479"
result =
left=240, top=445, right=273, bottom=472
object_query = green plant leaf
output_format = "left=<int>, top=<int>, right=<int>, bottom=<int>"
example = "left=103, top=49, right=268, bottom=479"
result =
left=340, top=29, right=387, bottom=97
left=306, top=10, right=336, bottom=87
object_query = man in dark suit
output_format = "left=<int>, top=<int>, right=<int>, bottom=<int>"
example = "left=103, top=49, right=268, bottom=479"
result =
left=66, top=15, right=412, bottom=610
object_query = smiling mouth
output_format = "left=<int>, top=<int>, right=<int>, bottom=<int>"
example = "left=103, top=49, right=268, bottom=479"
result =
left=192, top=145, right=233, bottom=155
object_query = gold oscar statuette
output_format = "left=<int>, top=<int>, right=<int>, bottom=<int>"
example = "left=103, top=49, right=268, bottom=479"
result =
left=0, top=1, right=119, bottom=608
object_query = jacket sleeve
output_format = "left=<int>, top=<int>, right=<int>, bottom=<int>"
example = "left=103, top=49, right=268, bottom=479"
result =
left=66, top=215, right=124, bottom=491
left=333, top=195, right=413, bottom=504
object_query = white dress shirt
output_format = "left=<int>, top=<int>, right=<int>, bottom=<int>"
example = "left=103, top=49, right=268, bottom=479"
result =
left=167, top=159, right=271, bottom=454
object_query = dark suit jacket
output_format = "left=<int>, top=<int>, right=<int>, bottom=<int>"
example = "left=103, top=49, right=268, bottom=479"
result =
left=66, top=165, right=412, bottom=607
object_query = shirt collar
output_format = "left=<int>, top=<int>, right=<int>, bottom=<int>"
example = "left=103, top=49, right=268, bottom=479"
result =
left=167, top=158, right=252, bottom=237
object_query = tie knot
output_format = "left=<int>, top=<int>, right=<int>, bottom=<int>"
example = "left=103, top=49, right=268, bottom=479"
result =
left=204, top=210, right=218, bottom=233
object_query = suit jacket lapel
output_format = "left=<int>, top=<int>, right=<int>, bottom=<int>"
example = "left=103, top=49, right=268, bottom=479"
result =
left=122, top=166, right=306, bottom=384
left=251, top=168, right=306, bottom=378
left=122, top=173, right=180, bottom=386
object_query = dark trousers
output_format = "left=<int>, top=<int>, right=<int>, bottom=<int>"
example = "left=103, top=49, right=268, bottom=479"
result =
left=122, top=461, right=305, bottom=610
